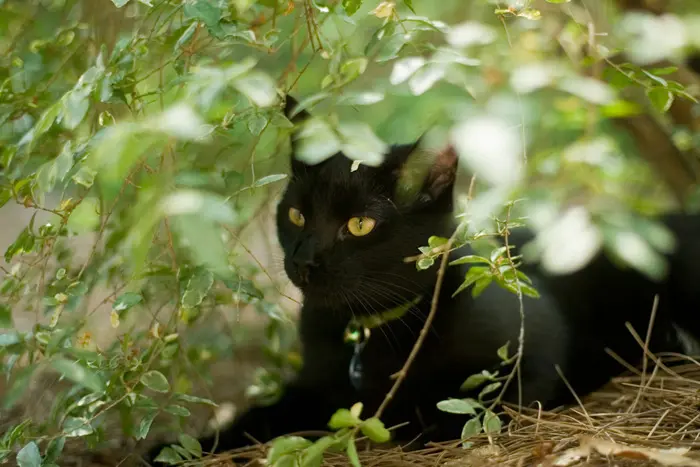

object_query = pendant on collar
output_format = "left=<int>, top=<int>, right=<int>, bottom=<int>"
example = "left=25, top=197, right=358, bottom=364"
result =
left=343, top=295, right=423, bottom=390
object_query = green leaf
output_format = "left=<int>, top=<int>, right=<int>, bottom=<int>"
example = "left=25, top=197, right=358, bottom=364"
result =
left=136, top=411, right=158, bottom=440
left=436, top=398, right=478, bottom=415
left=16, top=442, right=41, bottom=467
left=268, top=436, right=313, bottom=464
left=175, top=22, right=198, bottom=51
left=339, top=122, right=388, bottom=166
left=63, top=416, right=94, bottom=437
left=301, top=435, right=336, bottom=467
left=360, top=417, right=391, bottom=443
left=497, top=341, right=510, bottom=361
left=452, top=266, right=489, bottom=297
left=294, top=118, right=342, bottom=165
left=253, top=174, right=288, bottom=188
left=234, top=71, right=278, bottom=107
left=346, top=437, right=361, bottom=467
left=336, top=92, right=384, bottom=106
left=342, top=0, right=362, bottom=15
left=247, top=113, right=269, bottom=136
left=154, top=447, right=183, bottom=464
left=483, top=410, right=502, bottom=434
left=44, top=437, right=65, bottom=464
left=403, top=0, right=416, bottom=14
left=49, top=358, right=105, bottom=392
left=478, top=382, right=502, bottom=400
left=417, top=257, right=434, bottom=270
left=471, top=276, right=493, bottom=298
left=328, top=408, right=361, bottom=429
left=428, top=236, right=448, bottom=248
left=450, top=255, right=489, bottom=266
left=140, top=370, right=171, bottom=393
left=178, top=434, right=202, bottom=457
left=647, top=87, right=674, bottom=113
left=165, top=404, right=191, bottom=417
left=111, top=0, right=131, bottom=6
left=113, top=292, right=143, bottom=312
left=0, top=304, right=12, bottom=328
left=181, top=268, right=214, bottom=308
left=175, top=393, right=218, bottom=406
left=183, top=0, right=222, bottom=30
left=460, top=372, right=491, bottom=391
left=460, top=417, right=482, bottom=447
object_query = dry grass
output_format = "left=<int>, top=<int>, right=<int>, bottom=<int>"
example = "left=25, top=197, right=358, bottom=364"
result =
left=190, top=354, right=700, bottom=467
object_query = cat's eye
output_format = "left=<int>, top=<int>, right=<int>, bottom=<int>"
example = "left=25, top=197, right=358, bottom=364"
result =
left=288, top=207, right=305, bottom=227
left=347, top=217, right=376, bottom=237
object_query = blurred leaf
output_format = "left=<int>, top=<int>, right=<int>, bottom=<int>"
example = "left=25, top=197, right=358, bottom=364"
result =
left=328, top=408, right=361, bottom=429
left=497, top=341, right=510, bottom=361
left=154, top=447, right=183, bottom=464
left=253, top=174, right=288, bottom=187
left=141, top=370, right=171, bottom=393
left=49, top=358, right=105, bottom=393
left=647, top=87, right=674, bottom=113
left=346, top=437, right=361, bottom=467
left=234, top=72, right=278, bottom=107
left=247, top=113, right=269, bottom=136
left=113, top=292, right=143, bottom=312
left=178, top=434, right=202, bottom=457
left=460, top=372, right=492, bottom=391
left=63, top=417, right=94, bottom=437
left=44, top=437, right=65, bottom=464
left=175, top=393, right=218, bottom=406
left=165, top=404, right=191, bottom=417
left=268, top=436, right=313, bottom=464
left=182, top=268, right=214, bottom=308
left=360, top=417, right=391, bottom=443
left=294, top=118, right=342, bottom=165
left=338, top=122, right=388, bottom=166
left=111, top=0, right=131, bottom=6
left=0, top=304, right=12, bottom=328
left=342, top=0, right=362, bottom=16
left=16, top=442, right=40, bottom=467
left=301, top=435, right=336, bottom=467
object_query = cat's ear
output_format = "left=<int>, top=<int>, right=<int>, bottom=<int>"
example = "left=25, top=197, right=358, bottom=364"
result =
left=284, top=95, right=310, bottom=174
left=419, top=144, right=458, bottom=208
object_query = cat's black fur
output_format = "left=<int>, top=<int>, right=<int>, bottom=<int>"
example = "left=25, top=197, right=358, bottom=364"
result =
left=148, top=97, right=700, bottom=461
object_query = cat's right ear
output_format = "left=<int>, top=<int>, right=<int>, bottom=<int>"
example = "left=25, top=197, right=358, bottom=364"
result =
left=284, top=95, right=310, bottom=174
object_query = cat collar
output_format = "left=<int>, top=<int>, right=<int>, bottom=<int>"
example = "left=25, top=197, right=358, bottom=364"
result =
left=343, top=295, right=423, bottom=390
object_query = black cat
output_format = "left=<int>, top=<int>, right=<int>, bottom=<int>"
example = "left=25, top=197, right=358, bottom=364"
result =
left=148, top=96, right=700, bottom=462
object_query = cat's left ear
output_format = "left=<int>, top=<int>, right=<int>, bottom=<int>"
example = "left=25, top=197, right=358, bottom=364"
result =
left=418, top=144, right=458, bottom=208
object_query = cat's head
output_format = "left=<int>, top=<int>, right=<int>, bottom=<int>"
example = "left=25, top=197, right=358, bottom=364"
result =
left=276, top=96, right=458, bottom=312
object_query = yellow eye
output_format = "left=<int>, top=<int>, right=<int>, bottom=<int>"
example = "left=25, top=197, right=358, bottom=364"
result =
left=347, top=217, right=376, bottom=237
left=288, top=207, right=305, bottom=227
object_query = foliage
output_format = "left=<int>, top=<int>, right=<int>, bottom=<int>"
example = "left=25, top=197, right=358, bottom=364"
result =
left=0, top=0, right=698, bottom=465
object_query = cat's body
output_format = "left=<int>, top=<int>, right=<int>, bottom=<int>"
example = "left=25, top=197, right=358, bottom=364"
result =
left=149, top=98, right=700, bottom=461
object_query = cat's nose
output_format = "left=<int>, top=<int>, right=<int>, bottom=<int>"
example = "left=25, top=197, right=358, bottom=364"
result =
left=293, top=258, right=318, bottom=284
